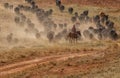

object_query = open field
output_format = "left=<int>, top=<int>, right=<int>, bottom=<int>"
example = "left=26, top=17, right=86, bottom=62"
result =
left=0, top=0, right=120, bottom=78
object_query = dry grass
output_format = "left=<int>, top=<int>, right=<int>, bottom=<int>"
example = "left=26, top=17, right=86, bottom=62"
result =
left=0, top=41, right=108, bottom=66
left=6, top=43, right=120, bottom=78
left=0, top=0, right=120, bottom=78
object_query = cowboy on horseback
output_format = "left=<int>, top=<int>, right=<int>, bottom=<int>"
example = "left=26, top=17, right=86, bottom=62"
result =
left=67, top=25, right=81, bottom=43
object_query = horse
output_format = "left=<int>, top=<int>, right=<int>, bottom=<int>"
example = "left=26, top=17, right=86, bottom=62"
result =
left=66, top=31, right=81, bottom=43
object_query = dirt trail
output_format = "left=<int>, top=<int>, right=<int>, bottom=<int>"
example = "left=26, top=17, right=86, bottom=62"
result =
left=0, top=52, right=99, bottom=76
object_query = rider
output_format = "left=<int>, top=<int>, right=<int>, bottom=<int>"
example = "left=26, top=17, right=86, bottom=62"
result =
left=71, top=25, right=76, bottom=33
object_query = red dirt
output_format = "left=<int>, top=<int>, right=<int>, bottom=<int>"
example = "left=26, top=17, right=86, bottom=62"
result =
left=0, top=52, right=97, bottom=77
left=38, top=0, right=120, bottom=8
left=62, top=0, right=120, bottom=8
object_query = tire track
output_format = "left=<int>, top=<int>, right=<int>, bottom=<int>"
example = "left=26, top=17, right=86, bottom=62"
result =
left=0, top=52, right=95, bottom=76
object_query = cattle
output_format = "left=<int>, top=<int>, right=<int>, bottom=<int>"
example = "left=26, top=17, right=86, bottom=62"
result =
left=55, top=32, right=63, bottom=40
left=19, top=13, right=26, bottom=22
left=22, top=6, right=31, bottom=12
left=49, top=9, right=53, bottom=15
left=101, top=29, right=118, bottom=40
left=105, top=20, right=114, bottom=29
left=79, top=14, right=85, bottom=22
left=74, top=12, right=79, bottom=18
left=13, top=38, right=19, bottom=43
left=18, top=4, right=24, bottom=9
left=64, top=23, right=67, bottom=28
left=6, top=33, right=13, bottom=43
left=27, top=22, right=35, bottom=29
left=4, top=3, right=14, bottom=9
left=68, top=7, right=73, bottom=14
left=71, top=16, right=77, bottom=23
left=61, top=29, right=68, bottom=35
left=14, top=16, right=20, bottom=24
left=35, top=32, right=41, bottom=39
left=14, top=14, right=26, bottom=26
left=30, top=1, right=35, bottom=6
left=53, top=23, right=57, bottom=30
left=25, top=27, right=38, bottom=34
left=88, top=27, right=103, bottom=40
left=83, top=30, right=93, bottom=39
left=14, top=13, right=27, bottom=26
left=100, top=15, right=109, bottom=24
left=31, top=4, right=37, bottom=9
left=59, top=5, right=65, bottom=12
left=4, top=3, right=9, bottom=9
left=93, top=15, right=100, bottom=23
left=25, top=0, right=33, bottom=3
left=14, top=7, right=20, bottom=14
left=55, top=29, right=67, bottom=40
left=47, top=31, right=55, bottom=42
left=26, top=18, right=32, bottom=24
left=96, top=21, right=105, bottom=29
left=45, top=9, right=53, bottom=17
left=83, top=10, right=89, bottom=16
left=59, top=24, right=64, bottom=29
left=56, top=0, right=61, bottom=7
left=109, top=30, right=118, bottom=40
left=79, top=11, right=90, bottom=23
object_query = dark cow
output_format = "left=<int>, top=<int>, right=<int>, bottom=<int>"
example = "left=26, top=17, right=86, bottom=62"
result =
left=96, top=21, right=105, bottom=29
left=4, top=3, right=13, bottom=9
left=14, top=7, right=20, bottom=14
left=18, top=4, right=24, bottom=9
left=101, top=29, right=118, bottom=40
left=56, top=0, right=61, bottom=7
left=59, top=5, right=65, bottom=12
left=79, top=11, right=89, bottom=23
left=79, top=14, right=85, bottom=22
left=100, top=15, right=109, bottom=24
left=105, top=20, right=114, bottom=29
left=93, top=15, right=100, bottom=23
left=68, top=7, right=73, bottom=14
left=74, top=12, right=79, bottom=18
left=83, top=10, right=89, bottom=16
left=45, top=9, right=53, bottom=16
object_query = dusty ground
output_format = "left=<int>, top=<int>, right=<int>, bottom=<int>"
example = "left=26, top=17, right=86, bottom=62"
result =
left=0, top=0, right=120, bottom=78
left=0, top=42, right=120, bottom=78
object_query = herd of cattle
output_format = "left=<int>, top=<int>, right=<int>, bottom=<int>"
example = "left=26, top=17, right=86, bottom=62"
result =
left=1, top=0, right=119, bottom=43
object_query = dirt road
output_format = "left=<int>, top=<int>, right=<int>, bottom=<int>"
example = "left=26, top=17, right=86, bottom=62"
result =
left=0, top=52, right=100, bottom=77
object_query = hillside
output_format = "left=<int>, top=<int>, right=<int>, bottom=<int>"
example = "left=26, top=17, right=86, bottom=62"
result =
left=35, top=0, right=120, bottom=8
left=0, top=0, right=120, bottom=78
